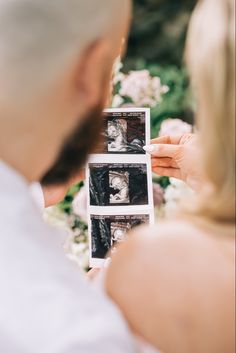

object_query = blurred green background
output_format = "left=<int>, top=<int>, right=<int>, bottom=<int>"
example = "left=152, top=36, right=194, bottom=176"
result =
left=125, top=0, right=196, bottom=69
left=123, top=0, right=196, bottom=136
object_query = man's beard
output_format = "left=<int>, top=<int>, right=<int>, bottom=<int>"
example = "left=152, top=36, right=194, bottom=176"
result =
left=41, top=103, right=104, bottom=186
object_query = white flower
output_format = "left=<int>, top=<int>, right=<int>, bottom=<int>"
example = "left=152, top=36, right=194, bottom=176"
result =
left=64, top=234, right=89, bottom=271
left=72, top=186, right=88, bottom=223
left=139, top=96, right=157, bottom=108
left=164, top=178, right=194, bottom=218
left=66, top=245, right=89, bottom=270
left=44, top=203, right=89, bottom=272
left=161, top=85, right=170, bottom=94
left=112, top=57, right=125, bottom=85
left=113, top=57, right=123, bottom=75
left=112, top=94, right=124, bottom=108
left=119, top=70, right=150, bottom=102
left=119, top=70, right=168, bottom=108
left=164, top=199, right=180, bottom=217
left=159, top=118, right=192, bottom=137
left=43, top=206, right=71, bottom=233
left=169, top=177, right=187, bottom=188
left=113, top=73, right=125, bottom=86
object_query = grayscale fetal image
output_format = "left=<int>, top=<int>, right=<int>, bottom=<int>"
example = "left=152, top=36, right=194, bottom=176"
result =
left=89, top=163, right=149, bottom=206
left=95, top=111, right=146, bottom=154
left=91, top=214, right=150, bottom=259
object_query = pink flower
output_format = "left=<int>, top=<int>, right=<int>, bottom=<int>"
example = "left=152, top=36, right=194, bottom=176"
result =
left=159, top=118, right=192, bottom=137
left=119, top=70, right=168, bottom=108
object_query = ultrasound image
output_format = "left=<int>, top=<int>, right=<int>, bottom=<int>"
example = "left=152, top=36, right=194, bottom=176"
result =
left=89, top=163, right=148, bottom=206
left=94, top=111, right=146, bottom=154
left=91, top=214, right=150, bottom=259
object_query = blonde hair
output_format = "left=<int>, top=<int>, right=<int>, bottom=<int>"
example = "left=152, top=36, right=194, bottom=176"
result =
left=185, top=0, right=235, bottom=224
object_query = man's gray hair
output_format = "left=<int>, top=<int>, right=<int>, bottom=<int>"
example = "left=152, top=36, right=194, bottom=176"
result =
left=0, top=0, right=129, bottom=97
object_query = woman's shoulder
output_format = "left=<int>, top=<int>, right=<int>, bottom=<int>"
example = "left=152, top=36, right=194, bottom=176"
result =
left=123, top=218, right=234, bottom=266
left=105, top=218, right=235, bottom=352
left=108, top=218, right=235, bottom=285
left=106, top=219, right=211, bottom=305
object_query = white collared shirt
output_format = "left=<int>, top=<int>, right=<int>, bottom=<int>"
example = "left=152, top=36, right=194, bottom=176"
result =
left=0, top=161, right=137, bottom=353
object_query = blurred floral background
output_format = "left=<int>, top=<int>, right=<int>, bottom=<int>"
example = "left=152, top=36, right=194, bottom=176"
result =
left=44, top=0, right=196, bottom=271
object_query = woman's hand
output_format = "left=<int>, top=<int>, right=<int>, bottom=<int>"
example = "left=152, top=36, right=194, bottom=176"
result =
left=144, top=134, right=204, bottom=191
left=42, top=170, right=85, bottom=207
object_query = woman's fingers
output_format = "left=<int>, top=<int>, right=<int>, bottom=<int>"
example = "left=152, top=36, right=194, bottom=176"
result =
left=152, top=157, right=178, bottom=169
left=151, top=135, right=183, bottom=146
left=144, top=143, right=181, bottom=158
left=151, top=135, right=172, bottom=145
left=153, top=166, right=182, bottom=179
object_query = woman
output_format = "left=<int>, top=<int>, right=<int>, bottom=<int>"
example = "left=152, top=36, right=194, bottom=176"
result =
left=105, top=0, right=235, bottom=352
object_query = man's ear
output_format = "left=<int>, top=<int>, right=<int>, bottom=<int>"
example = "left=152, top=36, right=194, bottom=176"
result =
left=75, top=40, right=111, bottom=108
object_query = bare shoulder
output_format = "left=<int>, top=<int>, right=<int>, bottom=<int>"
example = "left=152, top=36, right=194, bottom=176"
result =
left=106, top=220, right=217, bottom=293
left=106, top=219, right=234, bottom=287
left=105, top=220, right=235, bottom=352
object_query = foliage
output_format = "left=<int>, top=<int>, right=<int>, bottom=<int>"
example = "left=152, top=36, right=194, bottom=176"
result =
left=125, top=0, right=196, bottom=69
left=58, top=182, right=83, bottom=214
left=147, top=64, right=193, bottom=137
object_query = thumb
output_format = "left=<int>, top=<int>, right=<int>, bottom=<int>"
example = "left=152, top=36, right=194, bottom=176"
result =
left=143, top=144, right=181, bottom=158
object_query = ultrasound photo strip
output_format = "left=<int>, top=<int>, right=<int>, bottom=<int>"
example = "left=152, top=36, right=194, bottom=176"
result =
left=86, top=108, right=154, bottom=268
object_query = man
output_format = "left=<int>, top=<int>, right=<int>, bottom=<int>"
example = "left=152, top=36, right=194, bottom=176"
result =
left=0, top=1, right=136, bottom=352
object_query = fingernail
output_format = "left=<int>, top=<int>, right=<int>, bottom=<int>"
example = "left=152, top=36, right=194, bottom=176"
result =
left=143, top=145, right=157, bottom=154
